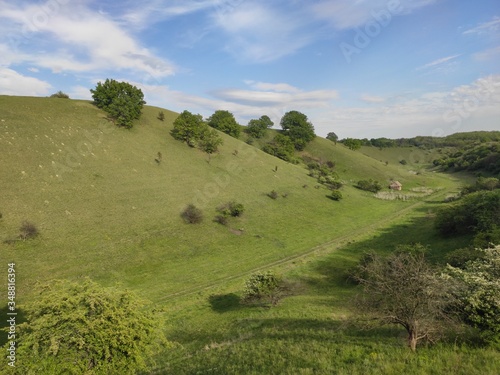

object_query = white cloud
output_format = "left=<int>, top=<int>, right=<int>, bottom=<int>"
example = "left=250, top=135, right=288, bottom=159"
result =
left=462, top=17, right=500, bottom=35
left=311, top=0, right=437, bottom=30
left=360, top=94, right=385, bottom=103
left=0, top=67, right=52, bottom=96
left=0, top=2, right=176, bottom=78
left=211, top=2, right=313, bottom=62
left=416, top=54, right=461, bottom=70
left=315, top=75, right=500, bottom=138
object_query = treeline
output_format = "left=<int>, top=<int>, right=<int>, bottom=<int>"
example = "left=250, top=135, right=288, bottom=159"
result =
left=338, top=131, right=500, bottom=149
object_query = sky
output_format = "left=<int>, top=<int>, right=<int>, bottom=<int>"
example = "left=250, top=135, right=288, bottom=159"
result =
left=0, top=0, right=499, bottom=139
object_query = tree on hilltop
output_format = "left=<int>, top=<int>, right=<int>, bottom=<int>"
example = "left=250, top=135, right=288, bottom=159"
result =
left=207, top=110, right=240, bottom=138
left=280, top=111, right=316, bottom=151
left=90, top=79, right=145, bottom=128
left=246, top=115, right=274, bottom=138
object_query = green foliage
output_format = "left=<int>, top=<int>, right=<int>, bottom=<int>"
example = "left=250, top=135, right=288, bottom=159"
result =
left=243, top=271, right=283, bottom=306
left=329, top=190, right=343, bottom=201
left=280, top=111, right=316, bottom=151
left=461, top=177, right=500, bottom=195
left=217, top=201, right=245, bottom=217
left=207, top=110, right=240, bottom=138
left=355, top=179, right=382, bottom=193
left=90, top=79, right=145, bottom=128
left=306, top=158, right=342, bottom=190
left=213, top=214, right=228, bottom=226
left=445, top=247, right=485, bottom=268
left=435, top=190, right=500, bottom=247
left=19, top=220, right=39, bottom=240
left=181, top=204, right=203, bottom=224
left=7, top=279, right=165, bottom=375
left=172, top=111, right=223, bottom=155
left=157, top=111, right=165, bottom=121
left=245, top=115, right=274, bottom=138
left=353, top=246, right=458, bottom=351
left=198, top=127, right=223, bottom=156
left=399, top=159, right=407, bottom=165
left=342, top=138, right=362, bottom=150
left=262, top=133, right=296, bottom=162
left=447, top=245, right=500, bottom=345
left=326, top=132, right=338, bottom=144
left=171, top=110, right=206, bottom=146
left=433, top=142, right=500, bottom=175
left=50, top=91, right=69, bottom=99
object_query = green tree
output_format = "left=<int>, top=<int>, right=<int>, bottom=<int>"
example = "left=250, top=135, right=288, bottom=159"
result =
left=447, top=245, right=500, bottom=345
left=243, top=271, right=284, bottom=306
left=326, top=132, right=338, bottom=144
left=280, top=111, right=316, bottom=150
left=199, top=127, right=223, bottom=161
left=7, top=279, right=166, bottom=374
left=171, top=110, right=206, bottom=146
left=246, top=115, right=274, bottom=138
left=262, top=133, right=295, bottom=162
left=207, top=110, right=241, bottom=138
left=90, top=79, right=145, bottom=128
left=342, top=138, right=362, bottom=150
left=353, top=246, right=457, bottom=351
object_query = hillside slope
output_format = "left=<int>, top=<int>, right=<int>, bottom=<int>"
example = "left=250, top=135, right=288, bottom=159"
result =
left=0, top=96, right=461, bottom=303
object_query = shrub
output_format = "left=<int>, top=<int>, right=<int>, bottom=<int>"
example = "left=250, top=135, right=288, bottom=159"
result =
left=50, top=91, right=69, bottom=98
left=267, top=190, right=279, bottom=200
left=217, top=201, right=245, bottom=217
left=214, top=215, right=228, bottom=226
left=400, top=159, right=408, bottom=165
left=355, top=179, right=383, bottom=193
left=329, top=190, right=343, bottom=201
left=19, top=221, right=38, bottom=240
left=181, top=204, right=203, bottom=224
left=243, top=271, right=284, bottom=306
left=158, top=111, right=165, bottom=121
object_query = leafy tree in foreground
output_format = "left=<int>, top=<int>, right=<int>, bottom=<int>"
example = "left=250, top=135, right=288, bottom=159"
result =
left=447, top=245, right=500, bottom=346
left=199, top=127, right=223, bottom=161
left=207, top=110, right=240, bottom=138
left=352, top=245, right=457, bottom=351
left=8, top=279, right=166, bottom=375
left=245, top=115, right=274, bottom=138
left=280, top=110, right=316, bottom=150
left=90, top=79, right=145, bottom=128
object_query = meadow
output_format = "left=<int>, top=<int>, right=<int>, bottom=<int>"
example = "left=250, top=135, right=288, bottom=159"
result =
left=0, top=96, right=497, bottom=374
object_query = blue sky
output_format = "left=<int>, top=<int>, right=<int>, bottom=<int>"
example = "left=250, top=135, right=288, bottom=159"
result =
left=1, top=0, right=499, bottom=138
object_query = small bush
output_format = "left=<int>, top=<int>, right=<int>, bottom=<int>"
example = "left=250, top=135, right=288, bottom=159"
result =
left=242, top=271, right=284, bottom=306
left=355, top=179, right=383, bottom=193
left=267, top=190, right=279, bottom=200
left=217, top=201, right=245, bottom=217
left=181, top=204, right=203, bottom=224
left=400, top=159, right=407, bottom=165
left=50, top=91, right=69, bottom=99
left=157, top=111, right=165, bottom=121
left=329, top=190, right=343, bottom=201
left=214, top=215, right=228, bottom=226
left=19, top=221, right=39, bottom=240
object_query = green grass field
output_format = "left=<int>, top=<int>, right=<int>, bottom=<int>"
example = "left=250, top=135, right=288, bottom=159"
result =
left=0, top=96, right=497, bottom=374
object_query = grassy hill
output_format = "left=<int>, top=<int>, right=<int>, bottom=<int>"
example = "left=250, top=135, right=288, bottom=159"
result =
left=1, top=96, right=496, bottom=374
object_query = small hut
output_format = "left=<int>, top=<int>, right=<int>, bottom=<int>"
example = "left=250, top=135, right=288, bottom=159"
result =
left=389, top=181, right=402, bottom=191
